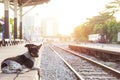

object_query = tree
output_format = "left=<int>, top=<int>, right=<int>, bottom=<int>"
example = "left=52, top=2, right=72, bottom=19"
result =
left=105, top=0, right=120, bottom=14
left=9, top=18, right=14, bottom=34
left=106, top=20, right=118, bottom=42
left=73, top=11, right=119, bottom=43
left=73, top=22, right=93, bottom=42
left=73, top=0, right=120, bottom=43
left=0, top=17, right=14, bottom=36
left=73, top=25, right=81, bottom=42
left=88, top=11, right=116, bottom=43
left=105, top=0, right=120, bottom=42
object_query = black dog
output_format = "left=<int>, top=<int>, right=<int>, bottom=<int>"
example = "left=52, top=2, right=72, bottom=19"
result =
left=1, top=44, right=42, bottom=73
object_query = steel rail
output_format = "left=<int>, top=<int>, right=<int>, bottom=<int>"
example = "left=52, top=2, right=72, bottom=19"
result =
left=49, top=46, right=85, bottom=80
left=55, top=45, right=120, bottom=76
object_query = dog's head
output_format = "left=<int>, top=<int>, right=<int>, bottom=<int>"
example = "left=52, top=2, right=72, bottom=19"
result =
left=25, top=44, right=42, bottom=57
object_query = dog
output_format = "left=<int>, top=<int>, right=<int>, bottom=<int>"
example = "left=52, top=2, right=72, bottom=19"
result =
left=1, top=44, right=42, bottom=74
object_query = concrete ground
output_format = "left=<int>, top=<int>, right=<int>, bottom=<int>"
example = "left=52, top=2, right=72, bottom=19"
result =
left=0, top=43, right=41, bottom=80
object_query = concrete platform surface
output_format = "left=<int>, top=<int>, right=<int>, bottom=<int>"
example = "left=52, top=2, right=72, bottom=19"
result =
left=72, top=43, right=120, bottom=53
left=0, top=43, right=41, bottom=80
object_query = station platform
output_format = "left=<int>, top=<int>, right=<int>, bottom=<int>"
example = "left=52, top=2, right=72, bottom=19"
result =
left=0, top=43, right=41, bottom=80
left=71, top=42, right=120, bottom=53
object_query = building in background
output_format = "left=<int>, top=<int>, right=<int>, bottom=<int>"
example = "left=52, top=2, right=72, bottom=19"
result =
left=41, top=17, right=58, bottom=37
left=118, top=32, right=120, bottom=42
left=23, top=15, right=59, bottom=42
left=23, top=14, right=42, bottom=42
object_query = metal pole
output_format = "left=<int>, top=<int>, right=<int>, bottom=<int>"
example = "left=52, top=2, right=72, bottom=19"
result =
left=14, top=0, right=18, bottom=39
left=19, top=6, right=22, bottom=39
left=4, top=0, right=9, bottom=39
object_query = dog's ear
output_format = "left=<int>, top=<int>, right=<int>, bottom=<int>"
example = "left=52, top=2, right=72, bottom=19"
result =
left=25, top=44, right=29, bottom=47
left=37, top=44, right=42, bottom=49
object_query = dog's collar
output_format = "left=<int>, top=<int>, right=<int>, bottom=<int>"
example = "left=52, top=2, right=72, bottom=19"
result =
left=24, top=52, right=35, bottom=62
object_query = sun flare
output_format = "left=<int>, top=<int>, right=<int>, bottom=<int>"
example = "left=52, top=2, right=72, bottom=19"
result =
left=44, top=0, right=113, bottom=36
left=23, top=0, right=114, bottom=36
left=0, top=0, right=113, bottom=36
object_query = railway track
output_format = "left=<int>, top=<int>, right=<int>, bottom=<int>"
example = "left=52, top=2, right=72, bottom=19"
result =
left=50, top=45, right=120, bottom=80
left=40, top=44, right=79, bottom=80
left=55, top=44, right=120, bottom=71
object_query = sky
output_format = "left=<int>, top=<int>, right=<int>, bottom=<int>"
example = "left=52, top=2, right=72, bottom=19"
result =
left=0, top=0, right=114, bottom=35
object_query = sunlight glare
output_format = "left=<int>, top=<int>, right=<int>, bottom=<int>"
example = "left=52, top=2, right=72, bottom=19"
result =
left=48, top=0, right=113, bottom=35
left=0, top=0, right=114, bottom=36
left=23, top=0, right=113, bottom=36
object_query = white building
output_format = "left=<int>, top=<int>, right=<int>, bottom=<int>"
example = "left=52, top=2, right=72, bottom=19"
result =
left=118, top=32, right=120, bottom=42
left=22, top=15, right=42, bottom=42
left=41, top=17, right=58, bottom=37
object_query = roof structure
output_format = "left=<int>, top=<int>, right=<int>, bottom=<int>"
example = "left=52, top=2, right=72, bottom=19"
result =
left=0, top=0, right=50, bottom=6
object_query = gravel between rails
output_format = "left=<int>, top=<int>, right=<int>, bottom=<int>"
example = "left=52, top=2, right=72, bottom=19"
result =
left=57, top=44, right=120, bottom=72
left=53, top=45, right=119, bottom=80
left=40, top=44, right=78, bottom=80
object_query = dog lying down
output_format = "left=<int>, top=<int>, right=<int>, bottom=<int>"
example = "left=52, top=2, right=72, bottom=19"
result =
left=1, top=44, right=42, bottom=74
